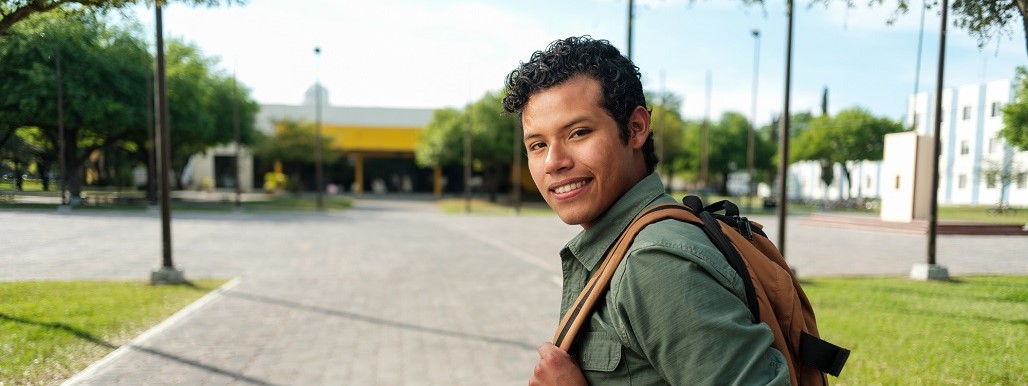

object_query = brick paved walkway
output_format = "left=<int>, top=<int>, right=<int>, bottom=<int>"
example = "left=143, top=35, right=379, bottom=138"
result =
left=1, top=197, right=1025, bottom=385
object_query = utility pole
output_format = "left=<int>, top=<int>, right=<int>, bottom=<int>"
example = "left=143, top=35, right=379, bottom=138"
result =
left=232, top=68, right=242, bottom=209
left=776, top=0, right=794, bottom=256
left=55, top=48, right=66, bottom=207
left=464, top=109, right=472, bottom=214
left=313, top=47, right=324, bottom=211
left=151, top=0, right=184, bottom=285
left=701, top=70, right=711, bottom=190
left=917, top=0, right=951, bottom=281
left=626, top=0, right=634, bottom=60
left=748, top=29, right=761, bottom=212
left=912, top=1, right=928, bottom=132
left=512, top=120, right=523, bottom=215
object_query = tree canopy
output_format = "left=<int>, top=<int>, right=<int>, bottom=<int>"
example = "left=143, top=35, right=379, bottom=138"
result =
left=791, top=107, right=905, bottom=198
left=0, top=0, right=244, bottom=35
left=0, top=10, right=259, bottom=199
left=1001, top=66, right=1028, bottom=151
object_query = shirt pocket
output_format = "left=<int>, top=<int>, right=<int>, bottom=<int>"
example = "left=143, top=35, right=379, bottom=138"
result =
left=574, top=331, right=623, bottom=372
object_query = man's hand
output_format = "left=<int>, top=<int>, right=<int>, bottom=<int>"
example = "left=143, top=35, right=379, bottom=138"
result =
left=528, top=342, right=587, bottom=386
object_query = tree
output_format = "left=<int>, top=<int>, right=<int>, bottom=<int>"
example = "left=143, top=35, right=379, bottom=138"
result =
left=162, top=39, right=259, bottom=189
left=792, top=107, right=905, bottom=199
left=789, top=0, right=1028, bottom=60
left=251, top=118, right=337, bottom=193
left=0, top=11, right=150, bottom=202
left=415, top=91, right=519, bottom=200
left=1001, top=66, right=1028, bottom=150
left=980, top=158, right=1024, bottom=212
left=647, top=90, right=690, bottom=190
left=0, top=0, right=243, bottom=35
left=679, top=111, right=774, bottom=194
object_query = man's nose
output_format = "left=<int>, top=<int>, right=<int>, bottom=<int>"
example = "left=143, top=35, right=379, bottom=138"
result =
left=544, top=144, right=572, bottom=174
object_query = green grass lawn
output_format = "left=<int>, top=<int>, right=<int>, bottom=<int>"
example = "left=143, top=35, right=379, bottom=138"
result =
left=0, top=279, right=227, bottom=385
left=806, top=276, right=1027, bottom=385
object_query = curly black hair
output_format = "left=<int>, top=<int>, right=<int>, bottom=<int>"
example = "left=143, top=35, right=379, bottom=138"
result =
left=502, top=36, right=658, bottom=173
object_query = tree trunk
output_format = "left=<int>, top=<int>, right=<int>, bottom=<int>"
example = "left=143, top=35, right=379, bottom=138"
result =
left=64, top=127, right=84, bottom=205
left=1017, top=0, right=1028, bottom=60
left=39, top=159, right=51, bottom=191
left=841, top=164, right=852, bottom=201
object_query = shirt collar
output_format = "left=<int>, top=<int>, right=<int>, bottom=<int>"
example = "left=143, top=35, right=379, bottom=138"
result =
left=560, top=172, right=670, bottom=271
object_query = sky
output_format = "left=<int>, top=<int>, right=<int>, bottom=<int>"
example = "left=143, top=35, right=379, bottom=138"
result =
left=127, top=0, right=1027, bottom=127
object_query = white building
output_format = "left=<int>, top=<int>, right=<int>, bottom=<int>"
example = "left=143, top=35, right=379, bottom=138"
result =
left=785, top=79, right=1027, bottom=207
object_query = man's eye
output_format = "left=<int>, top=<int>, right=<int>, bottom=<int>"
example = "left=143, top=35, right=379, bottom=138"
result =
left=528, top=142, right=546, bottom=151
left=570, top=129, right=591, bottom=138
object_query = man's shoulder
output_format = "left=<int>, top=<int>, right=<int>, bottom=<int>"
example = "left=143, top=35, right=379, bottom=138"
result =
left=619, top=218, right=744, bottom=297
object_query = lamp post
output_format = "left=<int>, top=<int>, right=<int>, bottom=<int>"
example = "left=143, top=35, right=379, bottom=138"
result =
left=313, top=46, right=324, bottom=211
left=626, top=0, right=634, bottom=60
left=55, top=48, right=66, bottom=206
left=232, top=68, right=241, bottom=209
left=151, top=0, right=184, bottom=285
left=917, top=0, right=950, bottom=281
left=776, top=0, right=794, bottom=256
left=747, top=29, right=761, bottom=212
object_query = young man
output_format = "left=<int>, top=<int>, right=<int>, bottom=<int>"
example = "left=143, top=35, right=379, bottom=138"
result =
left=503, top=36, right=790, bottom=386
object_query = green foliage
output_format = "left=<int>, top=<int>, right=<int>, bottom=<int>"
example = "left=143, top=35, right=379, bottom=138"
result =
left=0, top=279, right=227, bottom=385
left=0, top=0, right=247, bottom=35
left=1001, top=66, right=1028, bottom=151
left=750, top=0, right=1028, bottom=58
left=252, top=119, right=338, bottom=167
left=791, top=107, right=904, bottom=197
left=679, top=111, right=776, bottom=192
left=808, top=276, right=1027, bottom=385
left=648, top=91, right=691, bottom=181
left=415, top=91, right=518, bottom=170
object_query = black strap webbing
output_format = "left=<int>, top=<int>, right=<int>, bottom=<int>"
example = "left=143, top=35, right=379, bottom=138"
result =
left=800, top=331, right=851, bottom=377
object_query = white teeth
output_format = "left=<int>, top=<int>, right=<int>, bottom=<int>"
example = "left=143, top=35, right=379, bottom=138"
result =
left=555, top=181, right=586, bottom=194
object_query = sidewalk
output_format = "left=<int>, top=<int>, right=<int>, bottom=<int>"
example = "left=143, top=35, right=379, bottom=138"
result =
left=1, top=199, right=1025, bottom=385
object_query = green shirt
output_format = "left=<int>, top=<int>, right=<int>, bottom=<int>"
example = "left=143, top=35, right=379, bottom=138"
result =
left=559, top=173, right=790, bottom=386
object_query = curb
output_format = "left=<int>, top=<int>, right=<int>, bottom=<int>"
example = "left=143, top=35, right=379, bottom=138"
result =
left=60, top=277, right=242, bottom=386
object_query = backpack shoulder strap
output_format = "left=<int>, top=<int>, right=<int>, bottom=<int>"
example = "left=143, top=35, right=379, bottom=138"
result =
left=553, top=203, right=700, bottom=351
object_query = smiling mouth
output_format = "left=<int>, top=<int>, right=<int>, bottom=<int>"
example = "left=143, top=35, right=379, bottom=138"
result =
left=553, top=179, right=591, bottom=194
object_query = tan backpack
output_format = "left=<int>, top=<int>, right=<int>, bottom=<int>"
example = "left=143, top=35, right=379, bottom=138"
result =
left=554, top=196, right=850, bottom=386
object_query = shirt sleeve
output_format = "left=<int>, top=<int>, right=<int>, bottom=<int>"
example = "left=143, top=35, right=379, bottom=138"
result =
left=608, top=241, right=791, bottom=386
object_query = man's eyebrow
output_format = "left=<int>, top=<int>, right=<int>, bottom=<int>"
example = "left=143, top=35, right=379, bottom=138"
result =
left=523, top=116, right=591, bottom=142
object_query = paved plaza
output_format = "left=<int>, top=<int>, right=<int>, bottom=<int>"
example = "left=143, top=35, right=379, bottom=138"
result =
left=1, top=197, right=1026, bottom=385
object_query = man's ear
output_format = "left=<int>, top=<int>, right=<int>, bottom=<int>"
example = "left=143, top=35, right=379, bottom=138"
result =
left=627, top=105, right=651, bottom=150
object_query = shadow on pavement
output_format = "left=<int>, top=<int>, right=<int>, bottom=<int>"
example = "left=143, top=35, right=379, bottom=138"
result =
left=224, top=290, right=536, bottom=352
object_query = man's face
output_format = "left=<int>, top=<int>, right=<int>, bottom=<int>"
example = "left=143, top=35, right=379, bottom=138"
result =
left=522, top=75, right=649, bottom=228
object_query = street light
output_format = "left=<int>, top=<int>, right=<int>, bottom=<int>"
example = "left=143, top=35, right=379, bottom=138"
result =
left=776, top=0, right=794, bottom=256
left=314, top=46, right=324, bottom=211
left=747, top=29, right=761, bottom=212
left=151, top=0, right=184, bottom=285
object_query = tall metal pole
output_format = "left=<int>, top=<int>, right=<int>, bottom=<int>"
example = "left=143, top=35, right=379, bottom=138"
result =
left=776, top=0, right=794, bottom=255
left=748, top=29, right=761, bottom=212
left=232, top=68, right=241, bottom=208
left=313, top=47, right=324, bottom=211
left=701, top=70, right=711, bottom=189
left=912, top=1, right=927, bottom=131
left=512, top=120, right=522, bottom=215
left=626, top=0, right=634, bottom=60
left=153, top=1, right=181, bottom=283
left=146, top=58, right=156, bottom=206
left=927, top=0, right=949, bottom=267
left=463, top=109, right=472, bottom=214
left=55, top=48, right=66, bottom=206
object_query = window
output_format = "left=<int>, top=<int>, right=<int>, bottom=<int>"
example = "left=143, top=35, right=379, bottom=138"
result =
left=962, top=106, right=972, bottom=120
left=1018, top=172, right=1027, bottom=189
left=894, top=175, right=901, bottom=190
left=866, top=176, right=873, bottom=189
left=960, top=140, right=970, bottom=155
left=986, top=172, right=998, bottom=189
left=988, top=138, right=997, bottom=154
left=991, top=102, right=1003, bottom=117
left=958, top=174, right=967, bottom=189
